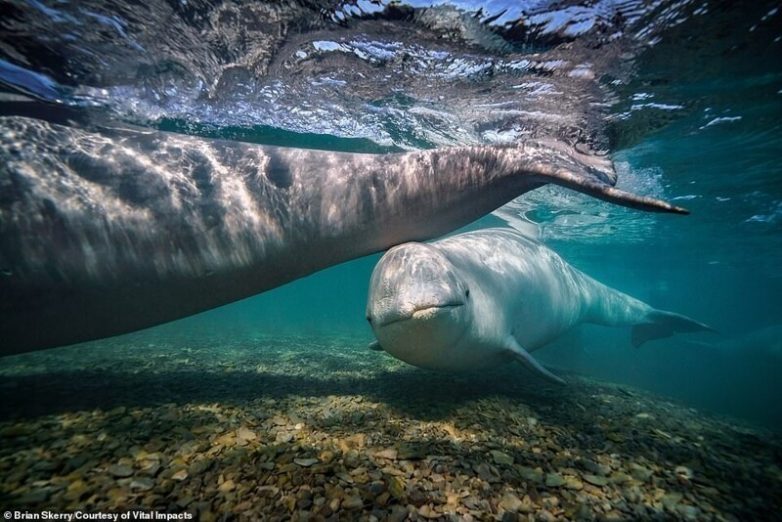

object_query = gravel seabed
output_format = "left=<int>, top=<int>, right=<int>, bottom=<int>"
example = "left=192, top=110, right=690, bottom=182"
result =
left=1, top=331, right=780, bottom=521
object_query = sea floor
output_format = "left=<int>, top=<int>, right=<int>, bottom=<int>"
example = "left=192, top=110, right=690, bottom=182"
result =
left=0, top=330, right=780, bottom=521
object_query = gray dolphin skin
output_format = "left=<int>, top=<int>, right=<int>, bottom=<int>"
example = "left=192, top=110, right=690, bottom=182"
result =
left=366, top=228, right=712, bottom=384
left=0, top=117, right=688, bottom=355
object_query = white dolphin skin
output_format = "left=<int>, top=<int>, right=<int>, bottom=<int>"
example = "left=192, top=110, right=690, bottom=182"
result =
left=366, top=228, right=712, bottom=384
left=0, top=117, right=687, bottom=354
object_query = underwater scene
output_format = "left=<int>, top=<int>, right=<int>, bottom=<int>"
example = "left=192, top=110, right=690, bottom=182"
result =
left=1, top=0, right=781, bottom=520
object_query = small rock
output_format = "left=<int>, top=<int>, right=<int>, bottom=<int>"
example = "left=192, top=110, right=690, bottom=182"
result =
left=319, top=450, right=335, bottom=464
left=674, top=466, right=693, bottom=482
left=564, top=476, right=583, bottom=490
left=368, top=481, right=386, bottom=495
left=107, top=488, right=128, bottom=504
left=629, top=464, right=653, bottom=482
left=140, top=461, right=161, bottom=477
left=388, top=505, right=408, bottom=522
left=374, top=448, right=398, bottom=460
left=294, top=458, right=319, bottom=467
left=17, top=489, right=51, bottom=504
left=397, top=443, right=425, bottom=460
left=109, top=464, right=133, bottom=478
left=275, top=432, right=293, bottom=443
left=474, top=462, right=499, bottom=482
left=188, top=459, right=211, bottom=476
left=518, top=466, right=543, bottom=483
left=388, top=476, right=405, bottom=500
left=491, top=450, right=514, bottom=466
left=610, top=472, right=632, bottom=485
left=677, top=504, right=700, bottom=521
left=418, top=505, right=440, bottom=519
left=64, top=480, right=88, bottom=501
left=236, top=427, right=257, bottom=442
left=581, top=459, right=610, bottom=476
left=130, top=477, right=154, bottom=491
left=171, top=470, right=188, bottom=481
left=499, top=492, right=523, bottom=512
left=583, top=474, right=608, bottom=487
left=342, top=495, right=363, bottom=509
left=545, top=473, right=566, bottom=487
left=662, top=492, right=683, bottom=511
left=218, top=480, right=235, bottom=493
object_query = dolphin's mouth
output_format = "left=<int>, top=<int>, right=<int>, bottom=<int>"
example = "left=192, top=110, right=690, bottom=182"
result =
left=377, top=302, right=464, bottom=328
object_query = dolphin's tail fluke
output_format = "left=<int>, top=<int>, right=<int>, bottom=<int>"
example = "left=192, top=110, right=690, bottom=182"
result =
left=631, top=310, right=716, bottom=348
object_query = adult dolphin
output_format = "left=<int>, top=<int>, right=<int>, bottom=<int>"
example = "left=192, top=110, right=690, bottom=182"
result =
left=366, top=228, right=712, bottom=384
left=0, top=116, right=686, bottom=354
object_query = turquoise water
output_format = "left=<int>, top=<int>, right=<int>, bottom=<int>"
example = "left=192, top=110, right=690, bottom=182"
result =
left=1, top=0, right=780, bottom=429
left=2, top=1, right=782, bottom=519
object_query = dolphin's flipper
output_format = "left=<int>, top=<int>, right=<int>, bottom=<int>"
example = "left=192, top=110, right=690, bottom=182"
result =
left=368, top=341, right=384, bottom=352
left=503, top=336, right=566, bottom=385
left=526, top=140, right=689, bottom=215
left=632, top=310, right=716, bottom=348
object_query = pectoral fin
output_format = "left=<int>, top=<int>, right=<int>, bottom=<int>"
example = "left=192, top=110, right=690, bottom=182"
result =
left=368, top=340, right=384, bottom=352
left=504, top=336, right=566, bottom=385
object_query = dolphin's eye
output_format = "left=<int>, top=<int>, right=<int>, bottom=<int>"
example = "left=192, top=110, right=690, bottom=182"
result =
left=465, top=289, right=470, bottom=298
left=366, top=316, right=372, bottom=324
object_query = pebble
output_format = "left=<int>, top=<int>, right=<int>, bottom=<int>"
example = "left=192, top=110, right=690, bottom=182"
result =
left=130, top=477, right=154, bottom=491
left=218, top=479, right=235, bottom=493
left=275, top=432, right=293, bottom=443
left=518, top=466, right=543, bottom=483
left=491, top=450, right=514, bottom=466
left=0, top=341, right=778, bottom=522
left=545, top=473, right=566, bottom=487
left=387, top=476, right=405, bottom=500
left=341, top=495, right=363, bottom=509
left=108, top=464, right=133, bottom=478
left=374, top=448, right=398, bottom=460
left=64, top=480, right=87, bottom=501
left=662, top=492, right=683, bottom=510
left=397, top=444, right=425, bottom=460
left=418, top=505, right=440, bottom=519
left=499, top=492, right=524, bottom=512
left=236, top=427, right=257, bottom=442
left=629, top=464, right=653, bottom=482
left=675, top=465, right=693, bottom=481
left=583, top=474, right=608, bottom=487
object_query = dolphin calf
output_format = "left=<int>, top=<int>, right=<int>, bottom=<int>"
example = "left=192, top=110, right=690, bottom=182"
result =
left=0, top=117, right=686, bottom=355
left=365, top=228, right=712, bottom=384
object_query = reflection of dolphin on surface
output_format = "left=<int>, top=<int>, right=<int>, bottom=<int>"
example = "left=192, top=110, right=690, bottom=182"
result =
left=366, top=228, right=712, bottom=384
left=0, top=117, right=688, bottom=355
